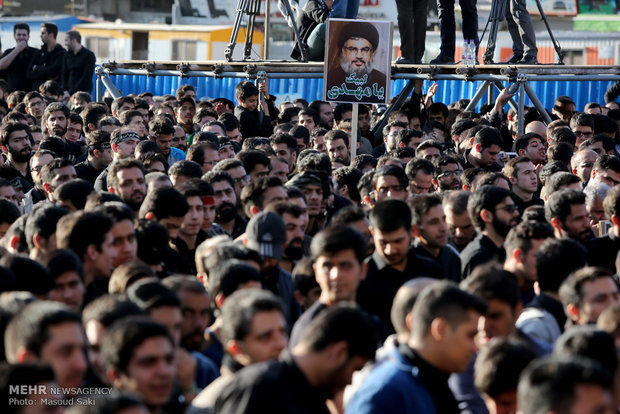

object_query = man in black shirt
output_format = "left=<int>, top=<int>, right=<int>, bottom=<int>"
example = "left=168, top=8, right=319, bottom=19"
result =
left=411, top=193, right=461, bottom=282
left=503, top=156, right=543, bottom=216
left=215, top=305, right=379, bottom=414
left=358, top=199, right=441, bottom=333
left=27, top=22, right=66, bottom=90
left=589, top=185, right=620, bottom=271
left=62, top=30, right=96, bottom=95
left=0, top=23, right=37, bottom=92
left=75, top=130, right=112, bottom=185
left=461, top=186, right=518, bottom=279
left=289, top=225, right=368, bottom=347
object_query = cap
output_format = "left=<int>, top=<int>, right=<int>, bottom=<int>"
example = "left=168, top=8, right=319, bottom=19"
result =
left=337, top=21, right=380, bottom=51
left=285, top=170, right=323, bottom=189
left=246, top=212, right=287, bottom=260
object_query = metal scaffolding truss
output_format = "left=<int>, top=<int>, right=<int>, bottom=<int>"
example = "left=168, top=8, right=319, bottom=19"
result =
left=96, top=61, right=620, bottom=137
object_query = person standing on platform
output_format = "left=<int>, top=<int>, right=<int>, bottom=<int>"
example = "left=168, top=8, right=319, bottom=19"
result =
left=0, top=23, right=37, bottom=92
left=430, top=0, right=478, bottom=64
left=395, top=0, right=428, bottom=64
left=28, top=22, right=66, bottom=91
left=62, top=30, right=96, bottom=95
left=503, top=0, right=538, bottom=64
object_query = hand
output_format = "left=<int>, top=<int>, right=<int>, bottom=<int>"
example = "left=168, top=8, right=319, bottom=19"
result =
left=176, top=348, right=197, bottom=392
left=215, top=101, right=226, bottom=116
left=258, top=80, right=269, bottom=99
left=15, top=40, right=27, bottom=53
left=427, top=82, right=438, bottom=97
left=494, top=87, right=516, bottom=112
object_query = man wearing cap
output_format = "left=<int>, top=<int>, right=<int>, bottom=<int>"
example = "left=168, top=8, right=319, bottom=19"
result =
left=244, top=211, right=300, bottom=326
left=94, top=127, right=141, bottom=192
left=326, top=21, right=387, bottom=104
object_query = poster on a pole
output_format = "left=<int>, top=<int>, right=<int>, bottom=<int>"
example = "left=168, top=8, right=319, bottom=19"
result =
left=324, top=19, right=392, bottom=105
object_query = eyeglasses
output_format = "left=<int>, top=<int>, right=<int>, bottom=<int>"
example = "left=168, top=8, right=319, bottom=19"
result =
left=344, top=47, right=371, bottom=54
left=232, top=175, right=250, bottom=184
left=438, top=170, right=463, bottom=179
left=28, top=101, right=43, bottom=108
left=574, top=130, right=593, bottom=137
left=496, top=204, right=519, bottom=214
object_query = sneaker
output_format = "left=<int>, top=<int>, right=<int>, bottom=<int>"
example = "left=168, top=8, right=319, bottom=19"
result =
left=429, top=54, right=455, bottom=65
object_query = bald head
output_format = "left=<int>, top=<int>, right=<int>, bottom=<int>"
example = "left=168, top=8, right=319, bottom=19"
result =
left=525, top=121, right=547, bottom=140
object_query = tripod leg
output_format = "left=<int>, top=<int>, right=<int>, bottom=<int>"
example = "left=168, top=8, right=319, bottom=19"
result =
left=280, top=0, right=308, bottom=61
left=484, top=0, right=508, bottom=64
left=225, top=0, right=249, bottom=61
left=244, top=0, right=260, bottom=60
left=533, top=0, right=564, bottom=64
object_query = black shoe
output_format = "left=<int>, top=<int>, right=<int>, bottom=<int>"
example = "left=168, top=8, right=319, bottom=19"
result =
left=502, top=54, right=523, bottom=64
left=430, top=54, right=455, bottom=65
left=395, top=57, right=416, bottom=64
left=519, top=55, right=538, bottom=65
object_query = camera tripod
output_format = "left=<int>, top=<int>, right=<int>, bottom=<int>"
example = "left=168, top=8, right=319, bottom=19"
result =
left=225, top=0, right=308, bottom=61
left=481, top=0, right=564, bottom=64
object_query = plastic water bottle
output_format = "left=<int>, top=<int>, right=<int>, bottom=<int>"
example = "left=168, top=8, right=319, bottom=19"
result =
left=462, top=41, right=468, bottom=65
left=467, top=40, right=477, bottom=65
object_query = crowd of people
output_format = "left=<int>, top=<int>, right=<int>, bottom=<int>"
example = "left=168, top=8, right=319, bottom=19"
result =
left=2, top=17, right=620, bottom=414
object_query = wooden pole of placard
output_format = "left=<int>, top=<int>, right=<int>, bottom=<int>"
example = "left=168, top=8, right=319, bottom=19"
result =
left=350, top=103, right=358, bottom=165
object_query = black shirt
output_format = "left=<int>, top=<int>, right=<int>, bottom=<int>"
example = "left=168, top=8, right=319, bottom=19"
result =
left=513, top=193, right=544, bottom=218
left=588, top=230, right=620, bottom=273
left=28, top=44, right=66, bottom=90
left=0, top=46, right=37, bottom=92
left=460, top=233, right=506, bottom=279
left=357, top=248, right=442, bottom=333
left=75, top=159, right=102, bottom=185
left=413, top=240, right=462, bottom=282
left=214, top=351, right=330, bottom=414
left=62, top=46, right=96, bottom=94
left=399, top=344, right=460, bottom=414
left=289, top=301, right=327, bottom=349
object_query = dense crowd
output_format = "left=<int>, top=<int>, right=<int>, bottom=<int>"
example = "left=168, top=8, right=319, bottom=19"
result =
left=2, top=17, right=620, bottom=414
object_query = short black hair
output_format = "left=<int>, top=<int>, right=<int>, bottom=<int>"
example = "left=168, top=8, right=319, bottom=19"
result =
left=461, top=264, right=520, bottom=308
left=545, top=188, right=586, bottom=224
left=102, top=316, right=174, bottom=374
left=369, top=198, right=411, bottom=233
left=517, top=356, right=611, bottom=414
left=221, top=289, right=285, bottom=344
left=536, top=238, right=588, bottom=292
left=410, top=281, right=487, bottom=341
left=138, top=187, right=189, bottom=220
left=5, top=301, right=81, bottom=363
left=311, top=224, right=367, bottom=263
left=209, top=259, right=262, bottom=309
left=467, top=185, right=513, bottom=231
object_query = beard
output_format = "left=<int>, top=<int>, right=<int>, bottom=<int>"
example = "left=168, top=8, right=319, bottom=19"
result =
left=9, top=145, right=32, bottom=163
left=124, top=190, right=145, bottom=211
left=493, top=216, right=515, bottom=238
left=340, top=54, right=375, bottom=79
left=215, top=201, right=236, bottom=223
left=283, top=239, right=304, bottom=261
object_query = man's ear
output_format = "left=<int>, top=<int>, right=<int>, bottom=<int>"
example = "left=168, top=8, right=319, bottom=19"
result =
left=108, top=187, right=116, bottom=194
left=32, top=233, right=46, bottom=250
left=509, top=175, right=517, bottom=185
left=430, top=317, right=448, bottom=342
left=550, top=217, right=563, bottom=232
left=145, top=211, right=156, bottom=221
left=475, top=143, right=482, bottom=153
left=93, top=149, right=100, bottom=158
left=111, top=143, right=117, bottom=153
left=480, top=208, right=493, bottom=224
left=566, top=303, right=580, bottom=323
left=16, top=347, right=36, bottom=364
left=411, top=224, right=420, bottom=238
left=512, top=247, right=524, bottom=263
left=42, top=183, right=51, bottom=194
